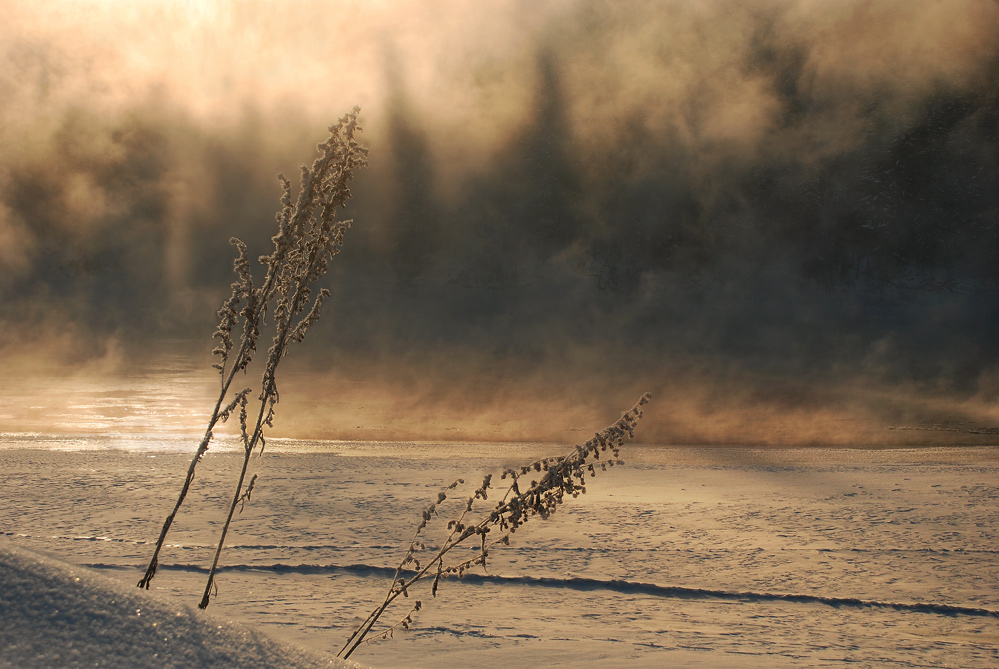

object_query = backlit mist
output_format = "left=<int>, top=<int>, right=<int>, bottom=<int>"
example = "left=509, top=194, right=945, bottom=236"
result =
left=2, top=0, right=998, bottom=445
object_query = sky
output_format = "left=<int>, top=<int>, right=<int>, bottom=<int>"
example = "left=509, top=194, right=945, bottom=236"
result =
left=2, top=0, right=998, bottom=445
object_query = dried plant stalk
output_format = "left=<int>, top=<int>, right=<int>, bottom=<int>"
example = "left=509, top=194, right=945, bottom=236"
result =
left=337, top=392, right=652, bottom=660
left=137, top=109, right=367, bottom=607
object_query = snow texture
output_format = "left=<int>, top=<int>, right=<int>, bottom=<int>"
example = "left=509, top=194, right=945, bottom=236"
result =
left=0, top=541, right=361, bottom=669
left=2, top=442, right=998, bottom=667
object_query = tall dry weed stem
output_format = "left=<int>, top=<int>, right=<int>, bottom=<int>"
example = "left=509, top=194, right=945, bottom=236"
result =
left=133, top=108, right=651, bottom=653
left=137, top=109, right=367, bottom=609
left=338, top=392, right=653, bottom=659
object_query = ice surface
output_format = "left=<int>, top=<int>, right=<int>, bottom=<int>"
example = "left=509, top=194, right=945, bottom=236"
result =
left=1, top=442, right=997, bottom=667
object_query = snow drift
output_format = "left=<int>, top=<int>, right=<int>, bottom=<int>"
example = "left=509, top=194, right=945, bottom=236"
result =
left=0, top=540, right=361, bottom=669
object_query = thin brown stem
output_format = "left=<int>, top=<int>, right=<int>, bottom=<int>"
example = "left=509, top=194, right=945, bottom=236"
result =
left=198, top=372, right=273, bottom=608
left=137, top=342, right=251, bottom=589
left=198, top=444, right=253, bottom=608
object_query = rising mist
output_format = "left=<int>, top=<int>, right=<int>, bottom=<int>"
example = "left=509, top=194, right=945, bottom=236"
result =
left=2, top=0, right=998, bottom=445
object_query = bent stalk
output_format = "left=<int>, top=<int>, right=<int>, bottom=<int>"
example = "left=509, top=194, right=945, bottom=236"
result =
left=338, top=392, right=652, bottom=659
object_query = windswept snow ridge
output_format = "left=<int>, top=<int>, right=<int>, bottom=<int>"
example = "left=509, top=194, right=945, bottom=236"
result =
left=83, top=561, right=999, bottom=620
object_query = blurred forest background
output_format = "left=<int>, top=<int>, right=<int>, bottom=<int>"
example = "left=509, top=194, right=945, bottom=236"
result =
left=2, top=0, right=998, bottom=445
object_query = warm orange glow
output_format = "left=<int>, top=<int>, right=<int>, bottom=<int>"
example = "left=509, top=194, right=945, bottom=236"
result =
left=3, top=1, right=998, bottom=446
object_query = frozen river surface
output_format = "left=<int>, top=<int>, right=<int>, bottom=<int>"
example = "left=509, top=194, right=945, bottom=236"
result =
left=1, top=439, right=997, bottom=667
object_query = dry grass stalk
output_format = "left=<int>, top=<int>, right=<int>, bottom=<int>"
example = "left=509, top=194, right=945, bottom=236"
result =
left=337, top=392, right=653, bottom=660
left=136, top=109, right=367, bottom=609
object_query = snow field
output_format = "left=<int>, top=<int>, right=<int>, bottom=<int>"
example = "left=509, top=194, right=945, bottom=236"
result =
left=1, top=443, right=997, bottom=667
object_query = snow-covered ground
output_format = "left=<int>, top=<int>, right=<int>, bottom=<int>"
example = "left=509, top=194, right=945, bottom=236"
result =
left=2, top=439, right=997, bottom=667
left=0, top=540, right=358, bottom=668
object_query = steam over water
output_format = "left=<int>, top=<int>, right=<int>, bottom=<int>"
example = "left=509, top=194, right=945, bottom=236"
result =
left=2, top=2, right=999, bottom=438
